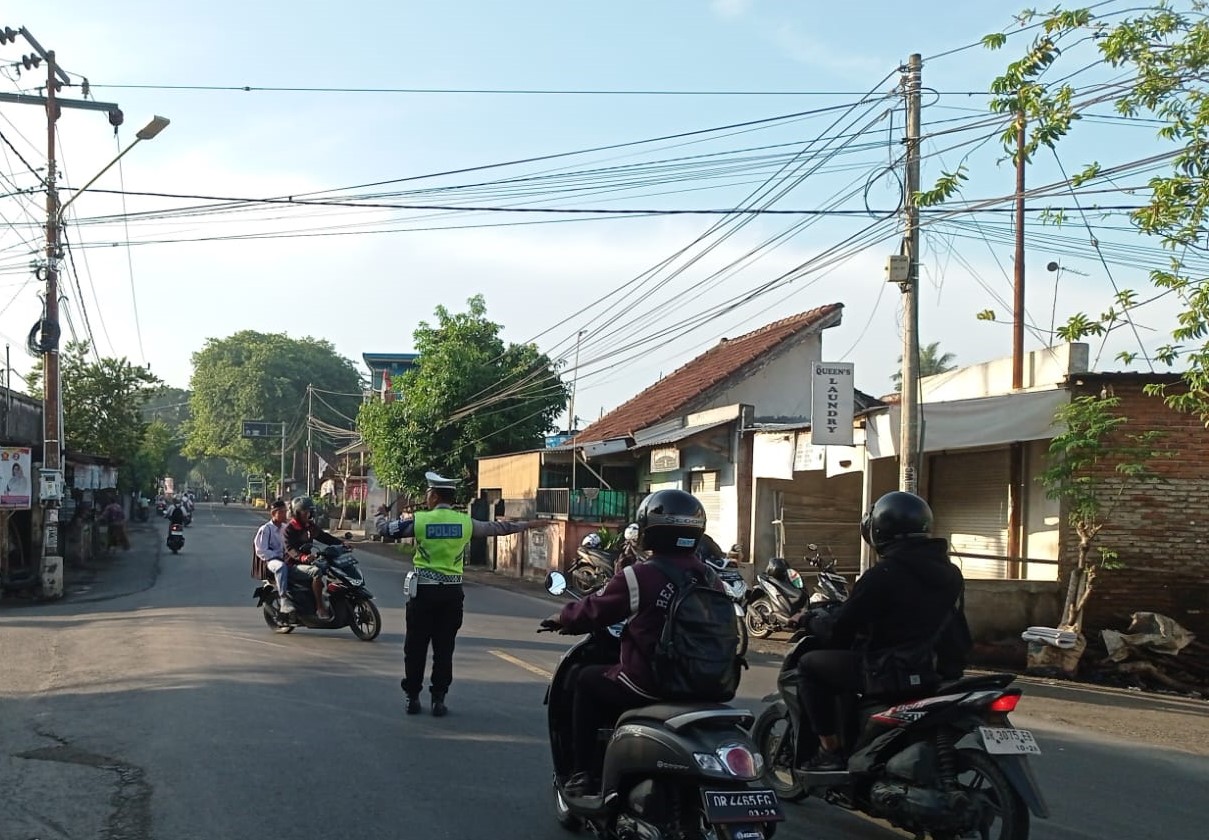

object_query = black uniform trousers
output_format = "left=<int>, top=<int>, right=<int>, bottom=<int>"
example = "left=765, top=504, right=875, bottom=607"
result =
left=571, top=665, right=650, bottom=777
left=402, top=582, right=465, bottom=700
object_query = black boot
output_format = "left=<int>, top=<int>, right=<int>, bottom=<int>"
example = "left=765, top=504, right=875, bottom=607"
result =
left=431, top=693, right=448, bottom=717
left=405, top=695, right=422, bottom=715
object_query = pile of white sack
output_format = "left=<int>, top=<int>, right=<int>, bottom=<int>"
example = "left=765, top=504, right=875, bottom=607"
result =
left=1020, top=626, right=1081, bottom=649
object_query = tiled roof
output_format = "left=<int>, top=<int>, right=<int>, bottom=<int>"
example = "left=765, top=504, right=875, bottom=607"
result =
left=575, top=304, right=843, bottom=444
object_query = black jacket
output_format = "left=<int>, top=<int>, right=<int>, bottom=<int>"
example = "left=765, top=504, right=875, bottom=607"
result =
left=828, top=537, right=964, bottom=653
left=283, top=517, right=342, bottom=563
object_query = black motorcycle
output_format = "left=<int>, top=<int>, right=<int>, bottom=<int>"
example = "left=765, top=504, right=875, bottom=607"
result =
left=568, top=545, right=619, bottom=594
left=166, top=522, right=185, bottom=554
left=540, top=571, right=784, bottom=839
left=254, top=544, right=382, bottom=641
left=751, top=626, right=1047, bottom=840
left=222, top=493, right=230, bottom=506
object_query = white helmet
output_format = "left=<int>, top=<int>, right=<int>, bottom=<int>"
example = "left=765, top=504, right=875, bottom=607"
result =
left=581, top=533, right=602, bottom=549
left=624, top=523, right=639, bottom=542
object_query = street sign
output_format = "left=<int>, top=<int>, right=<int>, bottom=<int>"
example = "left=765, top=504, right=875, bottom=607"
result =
left=241, top=420, right=275, bottom=439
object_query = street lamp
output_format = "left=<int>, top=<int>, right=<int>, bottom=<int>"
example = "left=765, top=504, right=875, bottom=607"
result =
left=57, top=115, right=170, bottom=217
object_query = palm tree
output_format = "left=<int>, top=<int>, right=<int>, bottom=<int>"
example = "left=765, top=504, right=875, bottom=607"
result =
left=890, top=341, right=957, bottom=391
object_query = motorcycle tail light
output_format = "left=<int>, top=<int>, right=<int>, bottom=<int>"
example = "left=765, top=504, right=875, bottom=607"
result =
left=717, top=744, right=759, bottom=779
left=326, top=582, right=341, bottom=593
left=988, top=692, right=1021, bottom=713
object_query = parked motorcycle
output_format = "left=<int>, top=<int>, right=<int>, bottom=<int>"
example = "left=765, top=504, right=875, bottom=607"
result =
left=751, top=606, right=1047, bottom=839
left=744, top=561, right=808, bottom=641
left=166, top=522, right=185, bottom=554
left=568, top=545, right=618, bottom=594
left=254, top=544, right=382, bottom=641
left=540, top=570, right=784, bottom=839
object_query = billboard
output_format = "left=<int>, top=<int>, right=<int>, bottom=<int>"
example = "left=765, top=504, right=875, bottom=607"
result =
left=0, top=447, right=33, bottom=509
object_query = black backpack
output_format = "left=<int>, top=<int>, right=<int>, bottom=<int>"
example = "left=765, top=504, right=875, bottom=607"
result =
left=646, top=558, right=741, bottom=702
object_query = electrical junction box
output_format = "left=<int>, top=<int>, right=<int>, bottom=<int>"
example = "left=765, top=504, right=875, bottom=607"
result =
left=39, top=469, right=64, bottom=502
left=885, top=254, right=910, bottom=283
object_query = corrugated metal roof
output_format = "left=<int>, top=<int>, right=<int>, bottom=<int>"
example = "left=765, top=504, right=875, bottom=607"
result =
left=633, top=417, right=733, bottom=448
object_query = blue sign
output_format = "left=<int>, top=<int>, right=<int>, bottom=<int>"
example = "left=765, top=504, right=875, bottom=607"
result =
left=425, top=523, right=464, bottom=539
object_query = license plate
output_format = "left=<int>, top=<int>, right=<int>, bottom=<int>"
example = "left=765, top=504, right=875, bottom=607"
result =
left=979, top=726, right=1041, bottom=755
left=701, top=789, right=784, bottom=824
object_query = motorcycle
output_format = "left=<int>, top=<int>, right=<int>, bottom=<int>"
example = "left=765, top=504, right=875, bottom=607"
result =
left=540, top=570, right=784, bottom=839
left=751, top=627, right=1048, bottom=839
left=222, top=493, right=230, bottom=506
left=744, top=563, right=808, bottom=641
left=703, top=552, right=750, bottom=659
left=568, top=545, right=619, bottom=594
left=166, top=522, right=185, bottom=554
left=254, top=544, right=382, bottom=641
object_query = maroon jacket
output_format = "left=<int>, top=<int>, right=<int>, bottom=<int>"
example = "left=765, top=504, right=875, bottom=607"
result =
left=557, top=553, right=722, bottom=698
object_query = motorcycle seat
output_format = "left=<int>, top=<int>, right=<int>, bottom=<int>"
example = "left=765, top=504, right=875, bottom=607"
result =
left=617, top=703, right=754, bottom=732
left=937, top=673, right=1016, bottom=693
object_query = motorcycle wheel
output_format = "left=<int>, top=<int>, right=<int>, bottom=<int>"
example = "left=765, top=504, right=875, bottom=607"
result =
left=570, top=564, right=602, bottom=595
left=349, top=598, right=382, bottom=641
left=941, top=750, right=1030, bottom=840
left=751, top=704, right=807, bottom=802
left=745, top=597, right=775, bottom=639
left=170, top=547, right=180, bottom=555
left=262, top=604, right=294, bottom=634
left=552, top=783, right=583, bottom=832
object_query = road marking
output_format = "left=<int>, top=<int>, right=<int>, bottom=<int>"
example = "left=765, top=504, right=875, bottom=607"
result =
left=488, top=649, right=552, bottom=680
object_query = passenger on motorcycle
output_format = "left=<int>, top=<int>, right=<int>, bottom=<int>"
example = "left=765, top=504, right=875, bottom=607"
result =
left=283, top=496, right=345, bottom=620
left=789, top=491, right=965, bottom=772
left=540, top=489, right=725, bottom=798
left=613, top=522, right=642, bottom=576
left=254, top=499, right=293, bottom=612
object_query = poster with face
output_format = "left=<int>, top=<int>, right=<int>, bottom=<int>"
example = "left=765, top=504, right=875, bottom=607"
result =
left=1, top=447, right=33, bottom=509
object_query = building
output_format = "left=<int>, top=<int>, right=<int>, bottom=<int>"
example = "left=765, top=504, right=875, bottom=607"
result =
left=362, top=352, right=419, bottom=397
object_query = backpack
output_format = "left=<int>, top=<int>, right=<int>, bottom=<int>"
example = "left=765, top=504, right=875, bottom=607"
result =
left=646, top=558, right=742, bottom=702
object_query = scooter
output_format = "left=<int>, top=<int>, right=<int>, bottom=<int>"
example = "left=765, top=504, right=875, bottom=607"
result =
left=567, top=545, right=618, bottom=594
left=540, top=570, right=784, bottom=839
left=744, top=563, right=808, bottom=640
left=222, top=493, right=230, bottom=506
left=751, top=623, right=1048, bottom=840
left=166, top=522, right=185, bottom=554
left=254, top=544, right=382, bottom=641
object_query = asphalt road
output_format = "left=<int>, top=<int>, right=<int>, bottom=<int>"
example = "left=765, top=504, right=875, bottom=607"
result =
left=1, top=502, right=1206, bottom=840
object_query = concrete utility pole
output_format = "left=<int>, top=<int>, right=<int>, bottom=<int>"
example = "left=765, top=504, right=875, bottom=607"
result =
left=305, top=385, right=314, bottom=496
left=898, top=53, right=922, bottom=495
left=1012, top=111, right=1027, bottom=391
left=568, top=329, right=586, bottom=491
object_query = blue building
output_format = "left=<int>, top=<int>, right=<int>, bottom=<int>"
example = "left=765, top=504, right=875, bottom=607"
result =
left=362, top=352, right=420, bottom=395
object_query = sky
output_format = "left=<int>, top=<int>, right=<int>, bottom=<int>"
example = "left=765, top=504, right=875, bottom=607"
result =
left=0, top=0, right=1194, bottom=433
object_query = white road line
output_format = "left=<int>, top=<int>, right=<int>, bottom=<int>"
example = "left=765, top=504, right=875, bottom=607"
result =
left=488, top=649, right=553, bottom=680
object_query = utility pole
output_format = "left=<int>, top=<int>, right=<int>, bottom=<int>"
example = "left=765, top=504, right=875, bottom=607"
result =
left=898, top=53, right=922, bottom=495
left=280, top=422, right=287, bottom=501
left=1012, top=111, right=1027, bottom=391
left=568, top=329, right=586, bottom=492
left=305, top=385, right=313, bottom=496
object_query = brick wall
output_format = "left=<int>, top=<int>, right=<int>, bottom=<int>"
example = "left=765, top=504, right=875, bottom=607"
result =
left=1061, top=379, right=1209, bottom=639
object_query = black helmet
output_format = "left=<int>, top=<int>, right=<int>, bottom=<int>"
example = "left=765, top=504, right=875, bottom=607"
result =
left=861, top=491, right=933, bottom=552
left=291, top=496, right=315, bottom=518
left=636, top=489, right=706, bottom=554
left=765, top=556, right=791, bottom=581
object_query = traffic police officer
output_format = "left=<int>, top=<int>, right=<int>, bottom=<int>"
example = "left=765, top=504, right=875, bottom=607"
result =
left=379, top=471, right=549, bottom=717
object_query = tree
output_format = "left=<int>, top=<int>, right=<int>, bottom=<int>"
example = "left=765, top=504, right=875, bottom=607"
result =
left=1039, top=394, right=1170, bottom=634
left=890, top=341, right=957, bottom=391
left=984, top=5, right=1209, bottom=423
left=26, top=340, right=162, bottom=475
left=185, top=331, right=362, bottom=479
left=358, top=295, right=568, bottom=498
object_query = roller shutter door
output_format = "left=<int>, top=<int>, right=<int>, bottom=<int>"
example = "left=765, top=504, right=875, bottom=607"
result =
left=930, top=449, right=1010, bottom=579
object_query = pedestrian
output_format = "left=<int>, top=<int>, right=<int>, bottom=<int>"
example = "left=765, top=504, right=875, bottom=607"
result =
left=102, top=497, right=131, bottom=550
left=379, top=470, right=552, bottom=717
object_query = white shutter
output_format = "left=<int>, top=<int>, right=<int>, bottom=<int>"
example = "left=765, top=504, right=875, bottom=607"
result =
left=689, top=472, right=722, bottom=532
left=930, top=449, right=1010, bottom=579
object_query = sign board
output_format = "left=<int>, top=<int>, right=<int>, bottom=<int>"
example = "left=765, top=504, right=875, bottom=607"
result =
left=810, top=362, right=855, bottom=446
left=241, top=420, right=277, bottom=439
left=0, top=447, right=33, bottom=509
left=650, top=447, right=680, bottom=473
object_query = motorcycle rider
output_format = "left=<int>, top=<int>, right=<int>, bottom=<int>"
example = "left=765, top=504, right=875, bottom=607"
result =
left=253, top=499, right=294, bottom=613
left=283, top=496, right=343, bottom=620
left=166, top=498, right=187, bottom=528
left=379, top=471, right=551, bottom=717
left=790, top=491, right=965, bottom=771
left=540, top=489, right=726, bottom=798
left=612, top=522, right=642, bottom=576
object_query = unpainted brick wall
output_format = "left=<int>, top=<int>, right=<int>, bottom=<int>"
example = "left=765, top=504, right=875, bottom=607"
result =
left=1060, top=380, right=1209, bottom=639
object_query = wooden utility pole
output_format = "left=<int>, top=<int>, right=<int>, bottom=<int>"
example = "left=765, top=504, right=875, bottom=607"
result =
left=899, top=53, right=922, bottom=494
left=305, top=385, right=314, bottom=495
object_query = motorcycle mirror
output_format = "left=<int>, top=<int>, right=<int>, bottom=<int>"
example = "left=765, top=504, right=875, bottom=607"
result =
left=546, top=571, right=568, bottom=595
left=807, top=543, right=819, bottom=551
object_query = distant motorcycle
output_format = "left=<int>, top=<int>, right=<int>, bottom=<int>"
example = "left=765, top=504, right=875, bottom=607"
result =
left=254, top=544, right=382, bottom=641
left=567, top=545, right=618, bottom=594
left=166, top=523, right=185, bottom=554
left=222, top=493, right=230, bottom=506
